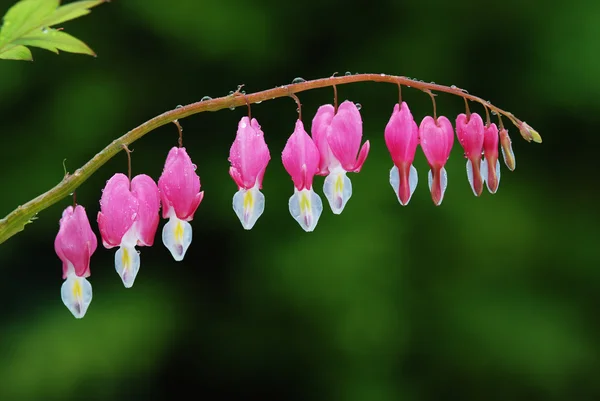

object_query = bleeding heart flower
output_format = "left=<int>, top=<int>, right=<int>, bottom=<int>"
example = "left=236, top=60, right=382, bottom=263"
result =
left=54, top=204, right=97, bottom=318
left=158, top=147, right=204, bottom=261
left=282, top=119, right=323, bottom=232
left=419, top=115, right=454, bottom=206
left=481, top=123, right=501, bottom=194
left=311, top=100, right=370, bottom=214
left=456, top=113, right=485, bottom=196
left=228, top=116, right=270, bottom=230
left=98, top=173, right=160, bottom=288
left=499, top=127, right=516, bottom=171
left=384, top=102, right=419, bottom=205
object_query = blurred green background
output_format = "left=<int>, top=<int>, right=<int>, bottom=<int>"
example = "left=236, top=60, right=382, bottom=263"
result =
left=1, top=0, right=599, bottom=400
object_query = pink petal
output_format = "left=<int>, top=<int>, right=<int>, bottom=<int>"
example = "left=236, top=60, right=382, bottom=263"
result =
left=428, top=167, right=448, bottom=206
left=483, top=123, right=500, bottom=193
left=98, top=173, right=138, bottom=248
left=455, top=113, right=484, bottom=196
left=419, top=116, right=454, bottom=170
left=352, top=140, right=370, bottom=173
left=455, top=113, right=485, bottom=159
left=499, top=128, right=516, bottom=171
left=158, top=147, right=202, bottom=220
left=328, top=100, right=364, bottom=171
left=131, top=174, right=160, bottom=247
left=55, top=205, right=97, bottom=278
left=282, top=119, right=320, bottom=190
left=392, top=163, right=418, bottom=206
left=384, top=102, right=419, bottom=167
left=228, top=166, right=244, bottom=189
left=310, top=104, right=335, bottom=175
left=228, top=117, right=271, bottom=189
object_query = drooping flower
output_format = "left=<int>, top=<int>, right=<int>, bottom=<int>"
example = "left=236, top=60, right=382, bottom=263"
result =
left=98, top=173, right=160, bottom=287
left=311, top=100, right=370, bottom=214
left=481, top=123, right=501, bottom=193
left=384, top=102, right=419, bottom=205
left=419, top=115, right=455, bottom=206
left=282, top=119, right=323, bottom=232
left=499, top=127, right=516, bottom=171
left=158, top=147, right=204, bottom=261
left=228, top=116, right=270, bottom=230
left=54, top=205, right=97, bottom=318
left=456, top=113, right=485, bottom=196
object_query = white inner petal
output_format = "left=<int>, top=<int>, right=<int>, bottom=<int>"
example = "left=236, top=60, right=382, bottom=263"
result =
left=162, top=216, right=193, bottom=261
left=440, top=167, right=448, bottom=204
left=61, top=273, right=92, bottom=319
left=232, top=185, right=265, bottom=230
left=408, top=164, right=418, bottom=202
left=466, top=159, right=477, bottom=196
left=389, top=165, right=400, bottom=202
left=115, top=244, right=140, bottom=288
left=288, top=188, right=323, bottom=232
left=428, top=168, right=448, bottom=206
left=323, top=169, right=352, bottom=214
left=480, top=157, right=489, bottom=184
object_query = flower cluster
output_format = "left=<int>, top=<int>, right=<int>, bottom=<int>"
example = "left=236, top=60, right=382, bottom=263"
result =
left=55, top=145, right=204, bottom=318
left=54, top=89, right=523, bottom=319
left=227, top=98, right=516, bottom=231
left=385, top=103, right=515, bottom=206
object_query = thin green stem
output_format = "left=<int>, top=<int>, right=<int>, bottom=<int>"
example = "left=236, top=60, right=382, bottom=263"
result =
left=0, top=73, right=539, bottom=244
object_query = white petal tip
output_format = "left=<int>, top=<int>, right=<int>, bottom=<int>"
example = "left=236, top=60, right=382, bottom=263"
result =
left=162, top=217, right=192, bottom=262
left=61, top=276, right=92, bottom=319
left=481, top=158, right=501, bottom=194
left=323, top=171, right=352, bottom=214
left=289, top=188, right=323, bottom=232
left=466, top=160, right=477, bottom=196
left=389, top=164, right=418, bottom=206
left=115, top=245, right=141, bottom=288
left=428, top=168, right=448, bottom=206
left=233, top=186, right=265, bottom=230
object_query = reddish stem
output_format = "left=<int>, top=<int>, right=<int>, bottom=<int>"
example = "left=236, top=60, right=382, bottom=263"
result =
left=290, top=93, right=302, bottom=121
left=173, top=120, right=183, bottom=147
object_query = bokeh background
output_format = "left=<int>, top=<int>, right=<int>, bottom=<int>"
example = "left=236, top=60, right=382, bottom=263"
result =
left=0, top=0, right=599, bottom=400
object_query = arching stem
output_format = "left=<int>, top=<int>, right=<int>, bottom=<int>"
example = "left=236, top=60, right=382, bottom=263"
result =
left=0, top=73, right=540, bottom=245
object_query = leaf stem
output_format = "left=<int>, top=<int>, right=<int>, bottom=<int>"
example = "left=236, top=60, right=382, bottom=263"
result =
left=0, top=73, right=539, bottom=244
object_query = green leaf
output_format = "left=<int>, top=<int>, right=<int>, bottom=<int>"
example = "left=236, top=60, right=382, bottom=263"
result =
left=0, top=0, right=105, bottom=61
left=0, top=0, right=57, bottom=46
left=40, top=0, right=105, bottom=27
left=0, top=44, right=32, bottom=60
left=14, top=28, right=95, bottom=55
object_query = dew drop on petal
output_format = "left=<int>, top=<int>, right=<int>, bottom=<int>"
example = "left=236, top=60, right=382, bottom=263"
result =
left=176, top=104, right=183, bottom=109
left=292, top=77, right=306, bottom=84
left=201, top=96, right=212, bottom=101
left=355, top=103, right=362, bottom=111
left=345, top=71, right=352, bottom=76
